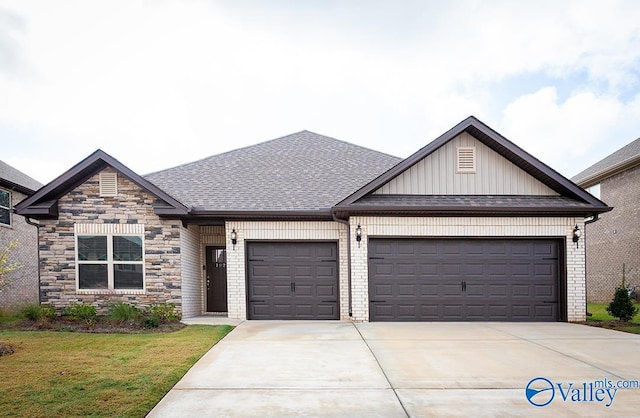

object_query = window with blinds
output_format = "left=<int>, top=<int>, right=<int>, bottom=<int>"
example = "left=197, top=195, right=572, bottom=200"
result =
left=456, top=147, right=476, bottom=173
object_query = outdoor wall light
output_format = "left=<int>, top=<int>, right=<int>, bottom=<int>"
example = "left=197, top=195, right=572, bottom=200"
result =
left=572, top=225, right=581, bottom=248
left=230, top=229, right=237, bottom=247
left=355, top=224, right=362, bottom=247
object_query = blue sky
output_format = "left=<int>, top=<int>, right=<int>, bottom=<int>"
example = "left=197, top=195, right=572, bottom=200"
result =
left=1, top=0, right=640, bottom=184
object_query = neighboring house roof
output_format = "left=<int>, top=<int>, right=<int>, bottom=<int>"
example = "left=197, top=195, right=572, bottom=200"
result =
left=572, top=137, right=640, bottom=187
left=144, top=130, right=402, bottom=217
left=0, top=160, right=43, bottom=196
left=15, top=150, right=189, bottom=218
left=334, top=116, right=611, bottom=217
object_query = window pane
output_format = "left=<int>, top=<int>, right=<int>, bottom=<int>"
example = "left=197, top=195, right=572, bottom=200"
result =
left=0, top=208, right=9, bottom=225
left=113, top=236, right=143, bottom=261
left=114, top=264, right=143, bottom=289
left=78, top=236, right=107, bottom=261
left=0, top=190, right=9, bottom=208
left=78, top=264, right=108, bottom=289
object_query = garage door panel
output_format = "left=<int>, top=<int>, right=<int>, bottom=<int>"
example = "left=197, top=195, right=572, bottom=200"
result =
left=247, top=242, right=339, bottom=320
left=369, top=238, right=561, bottom=322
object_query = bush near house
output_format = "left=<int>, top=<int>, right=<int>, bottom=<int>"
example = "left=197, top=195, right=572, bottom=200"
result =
left=606, top=265, right=639, bottom=322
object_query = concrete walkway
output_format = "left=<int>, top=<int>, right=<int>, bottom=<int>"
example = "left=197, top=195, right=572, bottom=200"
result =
left=148, top=321, right=640, bottom=417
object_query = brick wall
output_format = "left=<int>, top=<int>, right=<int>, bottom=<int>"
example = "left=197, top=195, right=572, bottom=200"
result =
left=349, top=216, right=586, bottom=322
left=38, top=167, right=183, bottom=314
left=0, top=189, right=39, bottom=309
left=225, top=221, right=348, bottom=320
left=585, top=164, right=640, bottom=302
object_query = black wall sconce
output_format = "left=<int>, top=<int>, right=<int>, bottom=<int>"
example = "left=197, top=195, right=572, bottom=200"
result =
left=572, top=225, right=581, bottom=248
left=355, top=224, right=362, bottom=247
left=231, top=229, right=237, bottom=248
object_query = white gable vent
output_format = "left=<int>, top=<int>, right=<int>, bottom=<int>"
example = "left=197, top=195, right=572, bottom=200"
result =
left=456, top=147, right=476, bottom=173
left=99, top=172, right=118, bottom=197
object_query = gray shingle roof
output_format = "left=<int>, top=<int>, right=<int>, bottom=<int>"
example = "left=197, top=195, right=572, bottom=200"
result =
left=572, top=137, right=640, bottom=185
left=0, top=159, right=42, bottom=194
left=144, top=131, right=402, bottom=212
left=351, top=194, right=593, bottom=209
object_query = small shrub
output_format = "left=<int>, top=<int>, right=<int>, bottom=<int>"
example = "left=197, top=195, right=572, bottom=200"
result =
left=141, top=315, right=161, bottom=328
left=63, top=302, right=97, bottom=321
left=20, top=304, right=56, bottom=322
left=607, top=265, right=639, bottom=322
left=144, top=303, right=180, bottom=323
left=108, top=302, right=141, bottom=323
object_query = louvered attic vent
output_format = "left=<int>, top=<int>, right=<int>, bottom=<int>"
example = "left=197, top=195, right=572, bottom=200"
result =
left=456, top=147, right=476, bottom=173
left=99, top=172, right=118, bottom=197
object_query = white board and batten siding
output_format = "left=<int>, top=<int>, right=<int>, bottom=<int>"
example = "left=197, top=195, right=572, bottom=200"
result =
left=374, top=132, right=558, bottom=196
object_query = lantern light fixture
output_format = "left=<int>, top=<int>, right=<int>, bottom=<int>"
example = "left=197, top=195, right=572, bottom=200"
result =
left=572, top=225, right=581, bottom=248
left=231, top=229, right=237, bottom=247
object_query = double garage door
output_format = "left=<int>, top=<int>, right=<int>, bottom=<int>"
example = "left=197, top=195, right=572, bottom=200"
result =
left=247, top=242, right=339, bottom=320
left=369, top=238, right=562, bottom=322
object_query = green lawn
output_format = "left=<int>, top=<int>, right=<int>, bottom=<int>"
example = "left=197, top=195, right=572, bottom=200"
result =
left=0, top=325, right=232, bottom=417
left=586, top=302, right=640, bottom=334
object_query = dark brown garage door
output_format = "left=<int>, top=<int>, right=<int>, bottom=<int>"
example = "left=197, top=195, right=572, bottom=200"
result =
left=369, top=239, right=561, bottom=322
left=247, top=242, right=339, bottom=320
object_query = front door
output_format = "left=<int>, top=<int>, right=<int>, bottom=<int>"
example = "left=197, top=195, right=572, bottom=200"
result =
left=206, top=246, right=228, bottom=312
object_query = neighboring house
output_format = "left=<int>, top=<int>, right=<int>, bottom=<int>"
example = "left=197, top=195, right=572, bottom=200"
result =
left=0, top=160, right=43, bottom=309
left=572, top=137, right=640, bottom=302
left=16, top=117, right=611, bottom=322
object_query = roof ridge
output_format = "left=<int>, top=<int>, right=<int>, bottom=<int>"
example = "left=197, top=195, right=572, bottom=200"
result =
left=144, top=130, right=401, bottom=177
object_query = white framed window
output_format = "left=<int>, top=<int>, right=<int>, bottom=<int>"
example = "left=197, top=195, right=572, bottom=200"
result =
left=99, top=172, right=118, bottom=197
left=75, top=224, right=145, bottom=292
left=456, top=147, right=476, bottom=173
left=0, top=189, right=10, bottom=226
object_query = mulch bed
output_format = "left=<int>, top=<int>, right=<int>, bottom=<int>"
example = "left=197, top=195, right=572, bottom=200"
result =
left=1, top=318, right=185, bottom=334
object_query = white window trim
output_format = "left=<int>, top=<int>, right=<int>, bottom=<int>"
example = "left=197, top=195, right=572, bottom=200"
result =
left=0, top=188, right=11, bottom=227
left=75, top=223, right=145, bottom=294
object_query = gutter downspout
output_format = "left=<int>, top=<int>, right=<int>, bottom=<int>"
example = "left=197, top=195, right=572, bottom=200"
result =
left=583, top=214, right=600, bottom=317
left=23, top=216, right=42, bottom=304
left=332, top=212, right=352, bottom=317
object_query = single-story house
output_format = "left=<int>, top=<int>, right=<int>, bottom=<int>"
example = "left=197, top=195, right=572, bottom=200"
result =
left=572, top=137, right=640, bottom=302
left=0, top=160, right=42, bottom=309
left=15, top=116, right=611, bottom=322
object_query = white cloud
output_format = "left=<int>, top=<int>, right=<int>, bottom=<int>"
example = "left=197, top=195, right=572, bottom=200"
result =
left=500, top=87, right=640, bottom=176
left=1, top=0, right=640, bottom=182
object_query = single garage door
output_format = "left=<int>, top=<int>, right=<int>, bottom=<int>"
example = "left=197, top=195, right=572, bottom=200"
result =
left=247, top=242, right=339, bottom=320
left=369, top=238, right=561, bottom=322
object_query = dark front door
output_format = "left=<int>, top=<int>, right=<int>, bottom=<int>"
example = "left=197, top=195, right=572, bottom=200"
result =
left=206, top=246, right=228, bottom=312
left=246, top=242, right=339, bottom=320
left=368, top=238, right=561, bottom=322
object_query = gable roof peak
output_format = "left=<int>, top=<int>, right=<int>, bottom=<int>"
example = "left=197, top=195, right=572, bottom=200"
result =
left=15, top=148, right=189, bottom=218
left=335, top=115, right=610, bottom=215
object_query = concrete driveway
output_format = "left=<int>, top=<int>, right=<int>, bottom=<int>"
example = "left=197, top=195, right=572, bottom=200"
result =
left=148, top=321, right=640, bottom=417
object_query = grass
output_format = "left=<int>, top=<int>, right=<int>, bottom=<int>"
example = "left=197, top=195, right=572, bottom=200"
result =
left=586, top=302, right=640, bottom=334
left=0, top=324, right=233, bottom=417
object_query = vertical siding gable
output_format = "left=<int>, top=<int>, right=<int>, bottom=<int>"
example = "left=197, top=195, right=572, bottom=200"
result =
left=374, top=132, right=558, bottom=195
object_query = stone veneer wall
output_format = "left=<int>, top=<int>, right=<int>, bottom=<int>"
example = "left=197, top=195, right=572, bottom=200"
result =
left=349, top=216, right=586, bottom=322
left=225, top=221, right=348, bottom=320
left=585, top=164, right=640, bottom=302
left=0, top=189, right=39, bottom=309
left=38, top=167, right=183, bottom=314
